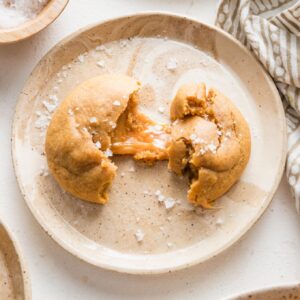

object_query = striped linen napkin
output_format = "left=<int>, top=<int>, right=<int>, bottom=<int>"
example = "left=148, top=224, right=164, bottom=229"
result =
left=215, top=0, right=300, bottom=212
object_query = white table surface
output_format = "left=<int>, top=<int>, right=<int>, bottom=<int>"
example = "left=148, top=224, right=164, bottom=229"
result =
left=0, top=1, right=300, bottom=299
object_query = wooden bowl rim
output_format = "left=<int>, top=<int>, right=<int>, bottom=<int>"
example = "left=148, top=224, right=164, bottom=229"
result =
left=0, top=0, right=69, bottom=44
left=0, top=221, right=31, bottom=299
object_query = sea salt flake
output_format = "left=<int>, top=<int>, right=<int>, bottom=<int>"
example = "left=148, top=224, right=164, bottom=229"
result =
left=49, top=95, right=58, bottom=103
left=94, top=141, right=101, bottom=149
left=216, top=218, right=224, bottom=226
left=120, top=172, right=125, bottom=177
left=225, top=132, right=232, bottom=137
left=78, top=54, right=85, bottom=63
left=155, top=190, right=161, bottom=196
left=35, top=113, right=50, bottom=129
left=95, top=45, right=106, bottom=51
left=113, top=100, right=121, bottom=106
left=291, top=164, right=300, bottom=175
left=39, top=167, right=49, bottom=177
left=96, top=60, right=105, bottom=68
left=154, top=125, right=163, bottom=131
left=43, top=101, right=56, bottom=113
left=166, top=58, right=178, bottom=71
left=167, top=242, right=173, bottom=248
left=158, top=194, right=165, bottom=202
left=153, top=139, right=165, bottom=149
left=104, top=149, right=113, bottom=157
left=199, top=148, right=206, bottom=155
left=217, top=130, right=222, bottom=136
left=158, top=106, right=165, bottom=113
left=129, top=167, right=136, bottom=172
left=89, top=117, right=98, bottom=124
left=194, top=137, right=204, bottom=144
left=134, top=229, right=144, bottom=242
left=164, top=198, right=176, bottom=210
left=109, top=121, right=116, bottom=128
left=190, top=133, right=197, bottom=141
left=207, top=143, right=217, bottom=153
left=289, top=176, right=296, bottom=186
left=68, top=109, right=74, bottom=116
left=62, top=71, right=67, bottom=78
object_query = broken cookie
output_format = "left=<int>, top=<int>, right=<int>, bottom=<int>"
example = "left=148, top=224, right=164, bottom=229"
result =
left=168, top=82, right=251, bottom=208
left=45, top=75, right=170, bottom=204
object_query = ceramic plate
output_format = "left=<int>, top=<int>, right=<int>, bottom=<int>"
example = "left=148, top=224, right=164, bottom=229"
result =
left=226, top=284, right=300, bottom=299
left=12, top=13, right=286, bottom=274
left=0, top=222, right=31, bottom=299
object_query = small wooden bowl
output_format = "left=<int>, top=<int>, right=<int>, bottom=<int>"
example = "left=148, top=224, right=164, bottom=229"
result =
left=0, top=0, right=69, bottom=44
left=0, top=221, right=31, bottom=299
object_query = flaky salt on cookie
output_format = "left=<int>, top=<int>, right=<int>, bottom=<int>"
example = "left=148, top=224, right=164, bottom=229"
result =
left=168, top=83, right=251, bottom=208
left=45, top=75, right=170, bottom=204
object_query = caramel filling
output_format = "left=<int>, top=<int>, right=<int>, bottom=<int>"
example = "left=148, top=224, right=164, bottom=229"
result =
left=110, top=94, right=171, bottom=162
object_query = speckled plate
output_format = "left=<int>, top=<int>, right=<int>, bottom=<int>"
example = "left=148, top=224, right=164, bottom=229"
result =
left=226, top=284, right=300, bottom=300
left=12, top=13, right=286, bottom=274
left=0, top=222, right=31, bottom=299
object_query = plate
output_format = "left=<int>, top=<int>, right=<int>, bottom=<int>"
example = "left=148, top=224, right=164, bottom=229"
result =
left=12, top=13, right=286, bottom=274
left=226, top=284, right=300, bottom=299
left=0, top=222, right=31, bottom=299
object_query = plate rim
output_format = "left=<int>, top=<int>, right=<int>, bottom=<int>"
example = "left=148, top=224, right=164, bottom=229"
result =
left=0, top=221, right=31, bottom=299
left=225, top=282, right=300, bottom=299
left=11, top=11, right=287, bottom=274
